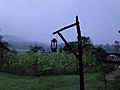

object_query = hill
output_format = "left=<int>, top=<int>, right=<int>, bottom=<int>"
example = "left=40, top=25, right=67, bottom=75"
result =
left=2, top=35, right=50, bottom=51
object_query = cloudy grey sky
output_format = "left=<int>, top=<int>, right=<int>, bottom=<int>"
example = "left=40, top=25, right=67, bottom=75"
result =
left=0, top=0, right=120, bottom=45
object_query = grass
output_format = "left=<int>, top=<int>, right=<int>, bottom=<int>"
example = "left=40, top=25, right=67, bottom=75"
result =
left=0, top=72, right=104, bottom=90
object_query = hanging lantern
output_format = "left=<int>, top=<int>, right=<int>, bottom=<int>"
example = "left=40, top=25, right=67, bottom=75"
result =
left=51, top=38, right=57, bottom=52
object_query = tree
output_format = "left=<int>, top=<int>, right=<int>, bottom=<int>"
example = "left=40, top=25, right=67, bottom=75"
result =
left=93, top=46, right=106, bottom=62
left=92, top=45, right=107, bottom=73
left=63, top=36, right=93, bottom=53
left=0, top=34, right=11, bottom=71
left=29, top=44, right=44, bottom=53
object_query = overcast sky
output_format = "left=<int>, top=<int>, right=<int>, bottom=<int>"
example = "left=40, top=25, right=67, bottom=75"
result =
left=0, top=0, right=120, bottom=45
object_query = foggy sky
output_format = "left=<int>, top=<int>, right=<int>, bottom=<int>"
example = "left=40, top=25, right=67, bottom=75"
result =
left=0, top=0, right=120, bottom=45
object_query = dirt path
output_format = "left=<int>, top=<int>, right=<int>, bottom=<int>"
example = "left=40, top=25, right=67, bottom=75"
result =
left=105, top=69, right=120, bottom=80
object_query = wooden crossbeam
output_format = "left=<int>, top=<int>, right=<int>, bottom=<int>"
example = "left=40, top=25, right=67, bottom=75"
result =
left=53, top=23, right=77, bottom=35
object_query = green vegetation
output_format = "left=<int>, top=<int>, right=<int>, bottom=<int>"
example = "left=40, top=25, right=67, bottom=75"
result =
left=0, top=72, right=104, bottom=90
left=1, top=51, right=101, bottom=76
left=3, top=52, right=79, bottom=75
left=0, top=34, right=117, bottom=90
left=0, top=35, right=104, bottom=76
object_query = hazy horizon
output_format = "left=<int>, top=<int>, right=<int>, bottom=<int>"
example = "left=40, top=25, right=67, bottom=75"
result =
left=0, top=0, right=120, bottom=45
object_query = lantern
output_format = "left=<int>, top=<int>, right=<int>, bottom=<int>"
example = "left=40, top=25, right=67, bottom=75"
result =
left=51, top=38, right=57, bottom=52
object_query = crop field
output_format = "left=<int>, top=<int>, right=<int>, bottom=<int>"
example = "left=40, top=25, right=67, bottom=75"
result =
left=3, top=52, right=80, bottom=75
left=2, top=51, right=98, bottom=76
left=1, top=51, right=116, bottom=90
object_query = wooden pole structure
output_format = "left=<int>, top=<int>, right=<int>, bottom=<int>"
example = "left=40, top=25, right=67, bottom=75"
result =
left=76, top=16, right=85, bottom=90
left=52, top=16, right=85, bottom=90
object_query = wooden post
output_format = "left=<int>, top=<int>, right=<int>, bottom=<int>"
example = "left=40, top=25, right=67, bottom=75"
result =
left=76, top=16, right=85, bottom=90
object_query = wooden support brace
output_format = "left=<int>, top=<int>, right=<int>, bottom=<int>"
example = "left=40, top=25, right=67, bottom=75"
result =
left=57, top=32, right=79, bottom=58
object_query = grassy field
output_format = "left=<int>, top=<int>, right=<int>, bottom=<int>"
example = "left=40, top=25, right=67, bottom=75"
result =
left=0, top=72, right=104, bottom=90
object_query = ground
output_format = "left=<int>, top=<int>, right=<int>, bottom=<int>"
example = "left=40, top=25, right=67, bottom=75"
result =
left=106, top=68, right=120, bottom=80
left=0, top=73, right=104, bottom=90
